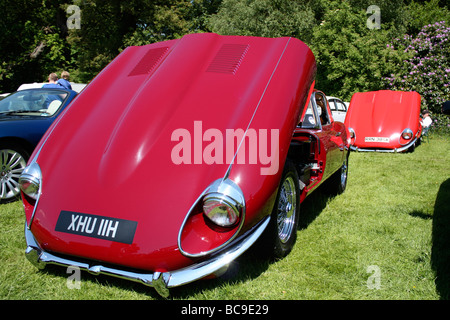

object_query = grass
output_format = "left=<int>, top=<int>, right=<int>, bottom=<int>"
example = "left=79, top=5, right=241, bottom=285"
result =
left=0, top=133, right=449, bottom=300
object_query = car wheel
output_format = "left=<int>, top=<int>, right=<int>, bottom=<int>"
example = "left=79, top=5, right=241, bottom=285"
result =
left=263, top=160, right=300, bottom=259
left=0, top=144, right=29, bottom=203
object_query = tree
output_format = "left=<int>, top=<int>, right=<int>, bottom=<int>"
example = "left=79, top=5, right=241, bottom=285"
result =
left=309, top=1, right=406, bottom=100
left=382, top=21, right=450, bottom=114
left=0, top=0, right=70, bottom=92
left=207, top=0, right=318, bottom=43
left=68, top=0, right=222, bottom=83
left=65, top=0, right=144, bottom=83
left=405, top=0, right=450, bottom=36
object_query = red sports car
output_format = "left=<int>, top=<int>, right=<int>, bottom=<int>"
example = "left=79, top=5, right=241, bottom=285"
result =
left=345, top=90, right=422, bottom=152
left=20, top=33, right=349, bottom=297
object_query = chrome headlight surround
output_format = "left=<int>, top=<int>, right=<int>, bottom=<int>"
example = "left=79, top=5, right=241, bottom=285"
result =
left=401, top=128, right=413, bottom=140
left=399, top=128, right=414, bottom=146
left=202, top=179, right=245, bottom=227
left=178, top=178, right=246, bottom=257
left=348, top=127, right=356, bottom=141
left=19, top=162, right=42, bottom=201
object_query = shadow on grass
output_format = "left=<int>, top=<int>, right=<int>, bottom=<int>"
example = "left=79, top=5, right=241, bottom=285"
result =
left=170, top=248, right=272, bottom=298
left=298, top=185, right=330, bottom=231
left=409, top=210, right=432, bottom=220
left=431, top=178, right=450, bottom=300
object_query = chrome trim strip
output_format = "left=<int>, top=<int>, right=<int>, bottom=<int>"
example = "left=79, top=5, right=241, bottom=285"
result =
left=170, top=216, right=269, bottom=287
left=24, top=216, right=270, bottom=298
left=22, top=159, right=42, bottom=230
left=349, top=137, right=418, bottom=153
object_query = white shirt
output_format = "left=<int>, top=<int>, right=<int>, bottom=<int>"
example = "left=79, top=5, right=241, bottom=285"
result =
left=422, top=116, right=432, bottom=128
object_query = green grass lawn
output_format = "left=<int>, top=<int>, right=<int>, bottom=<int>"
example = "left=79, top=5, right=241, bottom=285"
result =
left=1, top=134, right=449, bottom=300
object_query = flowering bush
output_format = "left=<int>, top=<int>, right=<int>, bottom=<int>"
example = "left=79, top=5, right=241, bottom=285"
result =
left=430, top=113, right=450, bottom=135
left=383, top=21, right=450, bottom=115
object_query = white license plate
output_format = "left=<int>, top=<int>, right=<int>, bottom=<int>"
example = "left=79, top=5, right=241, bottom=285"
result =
left=365, top=137, right=390, bottom=143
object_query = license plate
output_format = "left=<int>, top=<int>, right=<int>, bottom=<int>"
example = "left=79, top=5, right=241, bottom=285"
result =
left=365, top=137, right=390, bottom=143
left=55, top=211, right=138, bottom=244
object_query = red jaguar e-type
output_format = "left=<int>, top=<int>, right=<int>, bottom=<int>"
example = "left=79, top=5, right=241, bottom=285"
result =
left=345, top=90, right=422, bottom=152
left=20, top=33, right=349, bottom=297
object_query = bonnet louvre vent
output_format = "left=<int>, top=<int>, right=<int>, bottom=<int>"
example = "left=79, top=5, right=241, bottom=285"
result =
left=207, top=44, right=249, bottom=75
left=128, top=47, right=169, bottom=76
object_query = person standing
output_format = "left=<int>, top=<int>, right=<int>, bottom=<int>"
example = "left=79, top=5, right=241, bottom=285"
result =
left=42, top=73, right=61, bottom=89
left=421, top=110, right=432, bottom=128
left=57, top=71, right=72, bottom=90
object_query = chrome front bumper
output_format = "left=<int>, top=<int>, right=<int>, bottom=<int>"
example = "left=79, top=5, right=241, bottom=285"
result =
left=350, top=137, right=418, bottom=153
left=24, top=217, right=270, bottom=298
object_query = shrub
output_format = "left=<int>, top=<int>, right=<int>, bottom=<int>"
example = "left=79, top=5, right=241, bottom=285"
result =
left=383, top=21, right=450, bottom=114
left=430, top=113, right=450, bottom=135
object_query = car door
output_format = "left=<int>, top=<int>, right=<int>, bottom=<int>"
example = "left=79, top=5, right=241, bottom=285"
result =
left=312, top=92, right=343, bottom=179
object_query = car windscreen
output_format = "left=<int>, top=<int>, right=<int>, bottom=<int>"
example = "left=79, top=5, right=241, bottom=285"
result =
left=300, top=101, right=319, bottom=129
left=0, top=89, right=69, bottom=116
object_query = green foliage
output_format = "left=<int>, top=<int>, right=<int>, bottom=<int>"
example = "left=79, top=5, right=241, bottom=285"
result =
left=0, top=0, right=70, bottom=92
left=0, top=0, right=222, bottom=90
left=405, top=0, right=450, bottom=34
left=309, top=2, right=403, bottom=100
left=430, top=113, right=450, bottom=135
left=67, top=0, right=223, bottom=83
left=382, top=21, right=450, bottom=114
left=0, top=0, right=449, bottom=114
left=208, top=0, right=317, bottom=42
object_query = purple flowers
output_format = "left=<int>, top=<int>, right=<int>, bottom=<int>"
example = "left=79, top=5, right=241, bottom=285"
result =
left=382, top=21, right=449, bottom=114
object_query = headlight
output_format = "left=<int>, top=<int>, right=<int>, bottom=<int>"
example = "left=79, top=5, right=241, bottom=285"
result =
left=203, top=196, right=240, bottom=227
left=19, top=162, right=42, bottom=200
left=348, top=127, right=356, bottom=139
left=202, top=179, right=245, bottom=227
left=401, top=128, right=413, bottom=140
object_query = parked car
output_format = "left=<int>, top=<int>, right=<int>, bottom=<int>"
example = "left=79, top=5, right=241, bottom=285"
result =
left=17, top=82, right=86, bottom=93
left=327, top=96, right=348, bottom=123
left=20, top=33, right=349, bottom=297
left=0, top=88, right=77, bottom=202
left=344, top=90, right=422, bottom=152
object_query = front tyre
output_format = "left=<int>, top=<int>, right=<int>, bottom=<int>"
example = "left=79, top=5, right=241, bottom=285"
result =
left=265, top=160, right=300, bottom=259
left=0, top=144, right=29, bottom=203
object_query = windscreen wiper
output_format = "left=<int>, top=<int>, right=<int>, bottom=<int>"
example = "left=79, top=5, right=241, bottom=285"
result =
left=0, top=110, right=39, bottom=115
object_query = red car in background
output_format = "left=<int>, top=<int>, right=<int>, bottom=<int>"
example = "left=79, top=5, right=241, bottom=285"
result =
left=19, top=33, right=349, bottom=297
left=345, top=90, right=422, bottom=152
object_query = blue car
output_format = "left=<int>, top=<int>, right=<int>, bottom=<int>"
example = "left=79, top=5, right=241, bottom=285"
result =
left=0, top=88, right=77, bottom=203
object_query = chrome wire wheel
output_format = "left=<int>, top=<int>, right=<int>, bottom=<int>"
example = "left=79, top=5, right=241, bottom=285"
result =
left=277, top=176, right=297, bottom=244
left=0, top=148, right=28, bottom=202
left=258, top=160, right=300, bottom=259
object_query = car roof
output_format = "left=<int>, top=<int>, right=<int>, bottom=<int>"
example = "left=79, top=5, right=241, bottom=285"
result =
left=17, top=82, right=86, bottom=93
